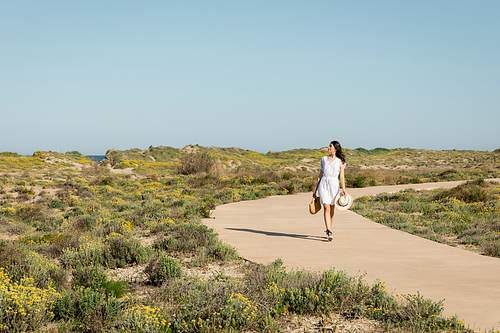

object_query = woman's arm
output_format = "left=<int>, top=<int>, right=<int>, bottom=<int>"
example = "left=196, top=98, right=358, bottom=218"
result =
left=313, top=170, right=323, bottom=197
left=340, top=164, right=346, bottom=196
left=313, top=157, right=324, bottom=197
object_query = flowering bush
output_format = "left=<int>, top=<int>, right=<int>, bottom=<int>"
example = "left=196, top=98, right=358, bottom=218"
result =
left=120, top=305, right=169, bottom=332
left=0, top=268, right=59, bottom=332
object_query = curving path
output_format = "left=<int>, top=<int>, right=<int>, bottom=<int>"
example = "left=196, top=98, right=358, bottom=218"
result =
left=203, top=180, right=500, bottom=332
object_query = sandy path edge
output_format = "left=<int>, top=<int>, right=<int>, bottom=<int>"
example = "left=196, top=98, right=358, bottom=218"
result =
left=204, top=179, right=500, bottom=332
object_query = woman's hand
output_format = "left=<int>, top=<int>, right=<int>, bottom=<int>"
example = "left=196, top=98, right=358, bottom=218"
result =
left=313, top=190, right=317, bottom=198
left=342, top=188, right=347, bottom=197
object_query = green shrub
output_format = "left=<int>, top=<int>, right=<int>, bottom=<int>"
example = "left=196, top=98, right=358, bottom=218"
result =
left=485, top=242, right=500, bottom=257
left=48, top=200, right=65, bottom=210
left=400, top=200, right=421, bottom=214
left=65, top=151, right=84, bottom=157
left=14, top=186, right=35, bottom=195
left=52, top=290, right=75, bottom=321
left=353, top=176, right=365, bottom=188
left=61, top=233, right=151, bottom=269
left=0, top=243, right=66, bottom=289
left=104, top=279, right=129, bottom=298
left=72, top=266, right=107, bottom=291
left=16, top=204, right=46, bottom=224
left=199, top=197, right=216, bottom=218
left=175, top=152, right=215, bottom=175
left=145, top=251, right=182, bottom=284
left=437, top=169, right=462, bottom=181
left=0, top=152, right=21, bottom=157
left=0, top=241, right=27, bottom=275
left=52, top=287, right=120, bottom=331
left=434, top=179, right=491, bottom=203
left=103, top=233, right=152, bottom=268
left=205, top=242, right=238, bottom=262
left=75, top=215, right=97, bottom=231
left=154, top=221, right=217, bottom=254
left=73, top=265, right=128, bottom=298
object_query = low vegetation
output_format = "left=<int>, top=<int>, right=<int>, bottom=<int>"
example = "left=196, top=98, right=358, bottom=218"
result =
left=0, top=145, right=498, bottom=332
left=353, top=179, right=500, bottom=258
left=101, top=145, right=500, bottom=183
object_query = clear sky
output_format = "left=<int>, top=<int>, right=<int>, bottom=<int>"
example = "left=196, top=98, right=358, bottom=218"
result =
left=1, top=1, right=499, bottom=155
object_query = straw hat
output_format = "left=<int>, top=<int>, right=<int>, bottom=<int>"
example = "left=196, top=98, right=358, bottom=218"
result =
left=334, top=192, right=353, bottom=211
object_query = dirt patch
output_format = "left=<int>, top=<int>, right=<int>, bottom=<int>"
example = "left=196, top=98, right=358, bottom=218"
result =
left=107, top=265, right=148, bottom=284
left=226, top=160, right=242, bottom=169
left=360, top=165, right=391, bottom=170
left=284, top=164, right=319, bottom=172
left=108, top=166, right=134, bottom=175
left=44, top=157, right=86, bottom=170
left=297, top=164, right=317, bottom=171
left=135, top=234, right=159, bottom=246
left=184, top=263, right=245, bottom=281
left=0, top=232, right=18, bottom=242
left=278, top=313, right=382, bottom=332
left=395, top=165, right=417, bottom=170
left=0, top=185, right=58, bottom=201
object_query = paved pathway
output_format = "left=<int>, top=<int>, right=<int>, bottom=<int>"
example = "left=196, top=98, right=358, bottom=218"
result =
left=204, top=180, right=500, bottom=332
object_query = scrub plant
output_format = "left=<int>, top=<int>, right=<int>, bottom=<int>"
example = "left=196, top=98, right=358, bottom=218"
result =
left=175, top=151, right=216, bottom=175
left=144, top=251, right=182, bottom=285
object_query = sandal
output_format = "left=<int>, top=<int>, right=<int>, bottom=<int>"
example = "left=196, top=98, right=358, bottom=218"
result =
left=325, top=230, right=333, bottom=242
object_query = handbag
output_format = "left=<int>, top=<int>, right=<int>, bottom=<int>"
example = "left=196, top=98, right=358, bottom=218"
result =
left=309, top=197, right=321, bottom=214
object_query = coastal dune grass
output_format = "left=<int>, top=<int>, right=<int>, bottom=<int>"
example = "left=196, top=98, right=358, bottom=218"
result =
left=0, top=146, right=498, bottom=332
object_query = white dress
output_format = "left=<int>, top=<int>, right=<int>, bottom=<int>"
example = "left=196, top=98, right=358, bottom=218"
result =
left=318, top=156, right=344, bottom=205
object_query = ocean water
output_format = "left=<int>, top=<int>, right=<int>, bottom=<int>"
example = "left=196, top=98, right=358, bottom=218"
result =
left=86, top=155, right=106, bottom=163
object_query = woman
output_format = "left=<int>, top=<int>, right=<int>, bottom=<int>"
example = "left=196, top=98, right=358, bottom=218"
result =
left=313, top=141, right=347, bottom=241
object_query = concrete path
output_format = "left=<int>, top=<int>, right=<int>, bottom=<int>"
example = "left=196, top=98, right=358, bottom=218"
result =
left=204, top=180, right=500, bottom=332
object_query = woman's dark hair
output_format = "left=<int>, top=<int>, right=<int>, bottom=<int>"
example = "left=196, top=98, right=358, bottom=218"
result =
left=331, top=141, right=346, bottom=164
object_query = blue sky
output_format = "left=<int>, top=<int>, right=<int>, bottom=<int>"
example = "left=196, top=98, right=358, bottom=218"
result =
left=1, top=1, right=499, bottom=155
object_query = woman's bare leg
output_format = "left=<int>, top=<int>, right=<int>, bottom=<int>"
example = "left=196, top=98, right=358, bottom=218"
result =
left=323, top=203, right=332, bottom=232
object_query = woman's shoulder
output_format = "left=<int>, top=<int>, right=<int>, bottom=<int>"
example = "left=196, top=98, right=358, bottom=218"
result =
left=334, top=157, right=345, bottom=166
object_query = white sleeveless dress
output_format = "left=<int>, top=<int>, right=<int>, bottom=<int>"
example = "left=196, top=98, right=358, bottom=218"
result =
left=318, top=156, right=344, bottom=205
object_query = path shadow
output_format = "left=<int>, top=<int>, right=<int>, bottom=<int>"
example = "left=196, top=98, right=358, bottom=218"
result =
left=225, top=228, right=327, bottom=242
